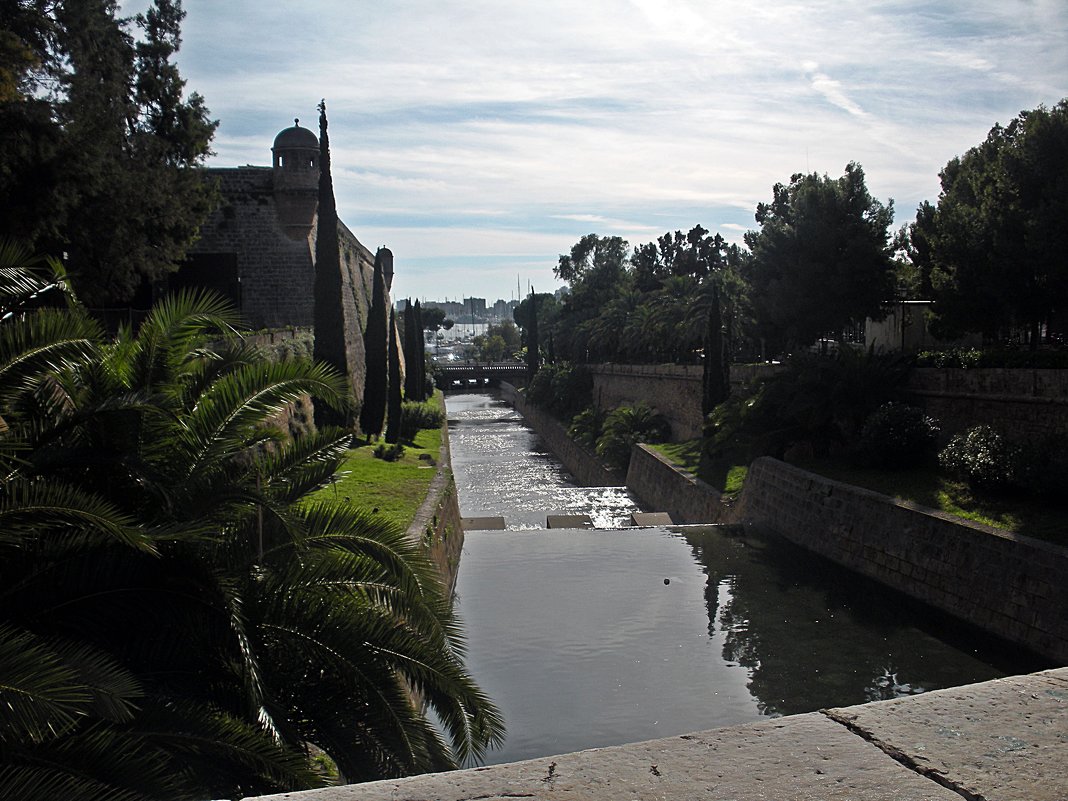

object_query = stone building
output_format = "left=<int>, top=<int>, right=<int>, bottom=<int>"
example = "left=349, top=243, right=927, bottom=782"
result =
left=182, top=119, right=393, bottom=332
left=179, top=120, right=398, bottom=420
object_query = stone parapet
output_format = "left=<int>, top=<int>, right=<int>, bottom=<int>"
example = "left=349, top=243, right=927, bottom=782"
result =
left=242, top=668, right=1068, bottom=801
left=625, top=443, right=728, bottom=523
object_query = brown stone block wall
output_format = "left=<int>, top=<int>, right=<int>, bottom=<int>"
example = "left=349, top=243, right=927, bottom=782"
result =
left=737, top=457, right=1068, bottom=664
left=625, top=444, right=727, bottom=523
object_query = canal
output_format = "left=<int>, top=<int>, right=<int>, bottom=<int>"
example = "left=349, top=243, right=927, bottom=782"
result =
left=445, top=391, right=1038, bottom=766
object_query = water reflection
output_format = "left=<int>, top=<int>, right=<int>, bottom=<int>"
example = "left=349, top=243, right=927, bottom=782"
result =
left=445, top=392, right=1039, bottom=766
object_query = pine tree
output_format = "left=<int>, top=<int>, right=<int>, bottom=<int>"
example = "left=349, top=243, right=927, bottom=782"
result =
left=0, top=0, right=217, bottom=305
left=312, top=99, right=351, bottom=428
left=386, top=308, right=402, bottom=443
left=360, top=249, right=389, bottom=437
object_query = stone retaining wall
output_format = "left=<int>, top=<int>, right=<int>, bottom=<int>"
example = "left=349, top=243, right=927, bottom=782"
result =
left=501, top=383, right=625, bottom=487
left=625, top=444, right=728, bottom=523
left=736, top=457, right=1068, bottom=664
left=904, top=367, right=1068, bottom=441
left=405, top=400, right=464, bottom=596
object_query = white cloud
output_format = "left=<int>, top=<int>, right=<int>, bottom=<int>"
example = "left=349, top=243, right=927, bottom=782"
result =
left=164, top=0, right=1068, bottom=300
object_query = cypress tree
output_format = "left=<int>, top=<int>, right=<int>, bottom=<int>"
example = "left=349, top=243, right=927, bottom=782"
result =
left=385, top=307, right=403, bottom=443
left=414, top=300, right=427, bottom=400
left=702, top=282, right=730, bottom=416
left=359, top=249, right=388, bottom=438
left=312, top=99, right=350, bottom=427
left=526, top=287, right=540, bottom=380
left=404, top=298, right=419, bottom=399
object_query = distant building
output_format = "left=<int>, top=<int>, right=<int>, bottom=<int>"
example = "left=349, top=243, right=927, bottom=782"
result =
left=865, top=300, right=980, bottom=352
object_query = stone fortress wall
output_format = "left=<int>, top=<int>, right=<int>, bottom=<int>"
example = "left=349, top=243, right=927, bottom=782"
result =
left=186, top=121, right=396, bottom=411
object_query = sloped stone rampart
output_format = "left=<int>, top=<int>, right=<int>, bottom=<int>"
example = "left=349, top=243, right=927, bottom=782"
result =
left=736, top=456, right=1068, bottom=663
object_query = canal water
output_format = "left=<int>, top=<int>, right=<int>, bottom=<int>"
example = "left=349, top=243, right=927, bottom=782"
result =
left=445, top=392, right=1037, bottom=766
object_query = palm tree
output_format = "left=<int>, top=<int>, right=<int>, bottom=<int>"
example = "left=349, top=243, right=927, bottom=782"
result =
left=0, top=246, right=503, bottom=799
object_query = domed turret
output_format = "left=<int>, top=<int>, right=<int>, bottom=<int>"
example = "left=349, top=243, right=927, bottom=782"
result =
left=272, top=118, right=319, bottom=240
left=272, top=118, right=319, bottom=172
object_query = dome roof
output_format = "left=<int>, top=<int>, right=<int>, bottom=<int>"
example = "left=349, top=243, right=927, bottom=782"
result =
left=273, top=119, right=318, bottom=150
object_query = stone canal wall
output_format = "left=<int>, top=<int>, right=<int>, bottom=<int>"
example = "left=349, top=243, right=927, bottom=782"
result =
left=405, top=400, right=464, bottom=596
left=736, top=457, right=1068, bottom=664
left=625, top=444, right=728, bottom=523
left=501, top=383, right=626, bottom=487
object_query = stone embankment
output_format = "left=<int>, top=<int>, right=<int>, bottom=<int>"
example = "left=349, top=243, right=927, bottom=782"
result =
left=244, top=667, right=1068, bottom=801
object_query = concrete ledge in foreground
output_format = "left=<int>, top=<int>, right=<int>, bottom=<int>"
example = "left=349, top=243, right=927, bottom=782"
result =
left=242, top=668, right=1067, bottom=801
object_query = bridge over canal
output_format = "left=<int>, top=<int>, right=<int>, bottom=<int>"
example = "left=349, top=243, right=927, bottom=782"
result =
left=434, top=361, right=529, bottom=389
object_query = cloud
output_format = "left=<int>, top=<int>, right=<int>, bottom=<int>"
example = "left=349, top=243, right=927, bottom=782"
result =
left=159, top=0, right=1068, bottom=300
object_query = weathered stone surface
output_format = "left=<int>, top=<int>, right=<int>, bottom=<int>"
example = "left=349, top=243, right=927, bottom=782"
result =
left=626, top=444, right=727, bottom=524
left=545, top=514, right=593, bottom=529
left=245, top=714, right=961, bottom=801
left=630, top=511, right=674, bottom=526
left=733, top=457, right=1068, bottom=663
left=462, top=516, right=506, bottom=530
left=826, top=668, right=1068, bottom=801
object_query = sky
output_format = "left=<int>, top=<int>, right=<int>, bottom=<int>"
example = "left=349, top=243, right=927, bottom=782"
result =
left=125, top=0, right=1067, bottom=303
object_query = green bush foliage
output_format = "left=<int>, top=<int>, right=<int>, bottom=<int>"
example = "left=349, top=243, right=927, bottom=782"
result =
left=373, top=442, right=407, bottom=462
left=704, top=349, right=911, bottom=460
left=399, top=398, right=445, bottom=442
left=915, top=346, right=1068, bottom=369
left=567, top=406, right=604, bottom=448
left=595, top=403, right=671, bottom=470
left=852, top=402, right=940, bottom=468
left=524, top=361, right=593, bottom=420
left=938, top=425, right=1025, bottom=492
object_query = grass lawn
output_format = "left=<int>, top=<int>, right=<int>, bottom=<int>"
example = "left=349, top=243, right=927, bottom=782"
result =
left=306, top=427, right=443, bottom=531
left=648, top=440, right=748, bottom=495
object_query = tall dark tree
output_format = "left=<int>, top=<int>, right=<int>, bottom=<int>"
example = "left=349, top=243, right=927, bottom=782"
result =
left=360, top=249, right=389, bottom=437
left=525, top=287, right=540, bottom=380
left=414, top=299, right=427, bottom=401
left=0, top=0, right=217, bottom=305
left=925, top=100, right=1068, bottom=345
left=312, top=99, right=351, bottom=427
left=403, top=298, right=419, bottom=399
left=702, top=283, right=730, bottom=415
left=742, top=163, right=895, bottom=354
left=386, top=307, right=402, bottom=443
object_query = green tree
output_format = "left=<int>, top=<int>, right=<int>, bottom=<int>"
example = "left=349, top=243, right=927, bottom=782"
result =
left=525, top=288, right=539, bottom=378
left=925, top=100, right=1068, bottom=346
left=702, top=283, right=729, bottom=416
left=386, top=307, right=402, bottom=443
left=360, top=249, right=389, bottom=437
left=403, top=298, right=420, bottom=399
left=420, top=305, right=448, bottom=333
left=0, top=248, right=503, bottom=798
left=0, top=0, right=217, bottom=305
left=313, top=99, right=351, bottom=427
left=742, top=163, right=895, bottom=355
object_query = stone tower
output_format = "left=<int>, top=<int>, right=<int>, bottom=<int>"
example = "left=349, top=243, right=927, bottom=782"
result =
left=271, top=118, right=319, bottom=240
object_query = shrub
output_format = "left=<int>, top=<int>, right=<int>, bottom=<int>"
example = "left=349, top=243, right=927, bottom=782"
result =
left=567, top=406, right=604, bottom=448
left=852, top=402, right=940, bottom=468
left=399, top=398, right=444, bottom=442
left=938, top=425, right=1024, bottom=492
left=524, top=362, right=592, bottom=421
left=373, top=442, right=406, bottom=462
left=595, top=403, right=671, bottom=470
